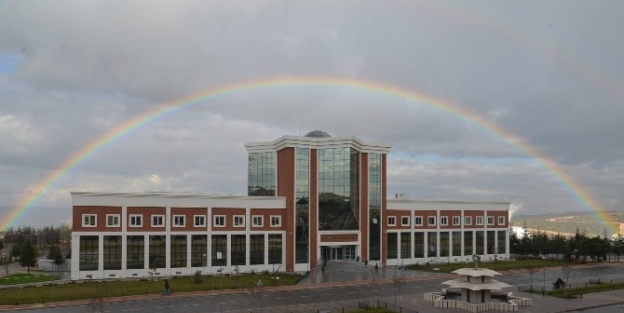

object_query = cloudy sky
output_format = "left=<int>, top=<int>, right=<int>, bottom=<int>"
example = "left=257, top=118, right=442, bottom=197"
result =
left=1, top=0, right=623, bottom=229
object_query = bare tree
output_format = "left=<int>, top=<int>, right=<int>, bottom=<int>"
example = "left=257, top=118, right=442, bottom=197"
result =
left=561, top=263, right=573, bottom=296
left=87, top=287, right=105, bottom=313
left=526, top=267, right=539, bottom=290
left=392, top=269, right=406, bottom=309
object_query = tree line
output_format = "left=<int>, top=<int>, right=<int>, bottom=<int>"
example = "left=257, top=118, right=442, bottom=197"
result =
left=1, top=224, right=71, bottom=273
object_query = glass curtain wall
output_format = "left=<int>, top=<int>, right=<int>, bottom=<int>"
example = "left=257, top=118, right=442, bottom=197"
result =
left=79, top=236, right=99, bottom=271
left=103, top=236, right=122, bottom=270
left=231, top=235, right=246, bottom=266
left=149, top=235, right=166, bottom=268
left=295, top=148, right=310, bottom=264
left=248, top=152, right=276, bottom=196
left=318, top=148, right=359, bottom=230
left=368, top=153, right=381, bottom=261
left=400, top=232, right=411, bottom=259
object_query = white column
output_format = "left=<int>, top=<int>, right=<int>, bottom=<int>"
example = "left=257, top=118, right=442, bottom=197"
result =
left=98, top=235, right=104, bottom=279
left=71, top=233, right=80, bottom=280
left=165, top=207, right=171, bottom=274
left=207, top=207, right=212, bottom=267
left=121, top=206, right=127, bottom=276
left=187, top=234, right=192, bottom=269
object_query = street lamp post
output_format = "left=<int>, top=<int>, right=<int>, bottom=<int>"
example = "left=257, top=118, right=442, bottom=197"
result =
left=202, top=253, right=206, bottom=288
left=256, top=279, right=264, bottom=313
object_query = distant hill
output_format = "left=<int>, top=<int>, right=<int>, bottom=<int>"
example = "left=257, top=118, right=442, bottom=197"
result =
left=511, top=211, right=623, bottom=238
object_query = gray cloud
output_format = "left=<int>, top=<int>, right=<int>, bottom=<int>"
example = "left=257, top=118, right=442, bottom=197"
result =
left=0, top=0, right=622, bottom=227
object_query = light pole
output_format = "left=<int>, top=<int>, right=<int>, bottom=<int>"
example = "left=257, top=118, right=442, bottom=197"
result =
left=256, top=279, right=264, bottom=313
left=202, top=253, right=206, bottom=288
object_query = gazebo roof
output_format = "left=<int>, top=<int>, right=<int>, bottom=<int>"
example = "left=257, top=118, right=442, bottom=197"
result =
left=452, top=268, right=502, bottom=277
left=442, top=279, right=512, bottom=291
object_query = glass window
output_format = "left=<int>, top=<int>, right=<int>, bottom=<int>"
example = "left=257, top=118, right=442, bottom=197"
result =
left=191, top=235, right=207, bottom=267
left=453, top=216, right=460, bottom=226
left=487, top=216, right=494, bottom=225
left=231, top=235, right=246, bottom=266
left=130, top=215, right=142, bottom=227
left=248, top=152, right=276, bottom=196
left=401, top=217, right=410, bottom=226
left=498, top=216, right=505, bottom=225
left=464, top=231, right=473, bottom=255
left=427, top=232, right=437, bottom=257
left=497, top=231, right=507, bottom=254
left=83, top=214, right=96, bottom=227
left=252, top=215, right=263, bottom=226
left=79, top=235, right=99, bottom=271
left=440, top=232, right=449, bottom=257
left=318, top=147, right=359, bottom=230
left=194, top=215, right=205, bottom=227
left=214, top=216, right=225, bottom=227
left=388, top=216, right=396, bottom=226
left=387, top=233, right=398, bottom=259
left=452, top=232, right=462, bottom=257
left=250, top=234, right=264, bottom=265
left=149, top=235, right=166, bottom=269
left=476, top=231, right=485, bottom=255
left=440, top=216, right=448, bottom=226
left=106, top=214, right=119, bottom=227
left=476, top=216, right=484, bottom=226
left=152, top=215, right=164, bottom=227
left=234, top=216, right=245, bottom=227
left=211, top=235, right=227, bottom=267
left=428, top=217, right=436, bottom=226
left=414, top=232, right=424, bottom=258
left=465, top=216, right=472, bottom=226
left=414, top=216, right=423, bottom=226
left=127, top=236, right=144, bottom=269
left=268, top=234, right=282, bottom=264
left=173, top=215, right=185, bottom=227
left=487, top=231, right=496, bottom=254
left=170, top=235, right=187, bottom=268
left=103, top=236, right=122, bottom=270
left=400, top=232, right=411, bottom=259
left=271, top=216, right=281, bottom=227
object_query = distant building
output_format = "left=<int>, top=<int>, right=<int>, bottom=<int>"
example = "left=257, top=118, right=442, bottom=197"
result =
left=70, top=131, right=510, bottom=280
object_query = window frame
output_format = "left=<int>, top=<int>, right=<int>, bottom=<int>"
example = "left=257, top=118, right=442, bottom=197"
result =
left=414, top=216, right=423, bottom=226
left=476, top=216, right=484, bottom=226
left=129, top=214, right=143, bottom=227
left=387, top=216, right=396, bottom=226
left=106, top=214, right=120, bottom=227
left=214, top=215, right=226, bottom=227
left=452, top=216, right=461, bottom=226
left=498, top=216, right=505, bottom=225
left=487, top=216, right=495, bottom=225
left=270, top=215, right=281, bottom=227
left=252, top=215, right=263, bottom=227
left=401, top=216, right=410, bottom=226
left=83, top=214, right=97, bottom=227
left=428, top=216, right=436, bottom=226
left=173, top=215, right=186, bottom=227
left=194, top=215, right=206, bottom=227
left=233, top=215, right=245, bottom=227
left=440, top=216, right=448, bottom=226
left=151, top=215, right=165, bottom=227
left=465, top=216, right=472, bottom=226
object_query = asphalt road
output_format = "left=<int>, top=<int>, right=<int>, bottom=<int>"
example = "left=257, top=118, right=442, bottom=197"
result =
left=11, top=263, right=624, bottom=313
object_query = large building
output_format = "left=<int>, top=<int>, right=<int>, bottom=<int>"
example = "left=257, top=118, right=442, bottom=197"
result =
left=71, top=131, right=510, bottom=280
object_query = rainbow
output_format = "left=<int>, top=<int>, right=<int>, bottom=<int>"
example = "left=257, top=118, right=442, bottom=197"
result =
left=2, top=77, right=616, bottom=233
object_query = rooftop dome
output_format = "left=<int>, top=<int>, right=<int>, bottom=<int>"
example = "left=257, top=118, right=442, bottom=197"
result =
left=304, top=130, right=332, bottom=138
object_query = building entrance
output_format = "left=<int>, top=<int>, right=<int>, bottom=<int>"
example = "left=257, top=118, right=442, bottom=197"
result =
left=321, top=245, right=357, bottom=261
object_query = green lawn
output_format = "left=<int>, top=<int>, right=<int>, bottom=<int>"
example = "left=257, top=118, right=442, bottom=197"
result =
left=0, top=273, right=60, bottom=285
left=405, top=259, right=568, bottom=273
left=0, top=273, right=302, bottom=306
left=527, top=281, right=624, bottom=299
